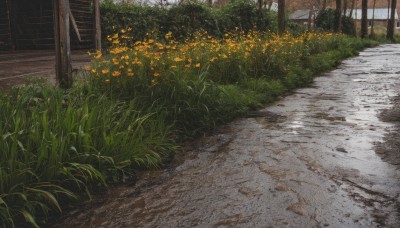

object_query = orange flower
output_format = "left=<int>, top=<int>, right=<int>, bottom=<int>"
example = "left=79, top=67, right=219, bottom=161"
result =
left=153, top=72, right=160, bottom=77
left=102, top=69, right=109, bottom=74
left=195, top=63, right=201, bottom=68
left=112, top=71, right=121, bottom=77
left=104, top=79, right=110, bottom=84
left=173, top=57, right=184, bottom=62
left=95, top=52, right=102, bottom=59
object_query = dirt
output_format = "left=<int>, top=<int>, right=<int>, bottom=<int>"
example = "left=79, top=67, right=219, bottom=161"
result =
left=54, top=45, right=400, bottom=227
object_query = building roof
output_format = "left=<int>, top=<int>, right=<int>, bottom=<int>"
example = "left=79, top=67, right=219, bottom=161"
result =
left=290, top=8, right=399, bottom=21
left=348, top=8, right=399, bottom=20
left=289, top=9, right=312, bottom=20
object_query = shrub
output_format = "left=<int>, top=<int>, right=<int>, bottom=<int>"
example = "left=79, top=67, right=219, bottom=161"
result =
left=316, top=8, right=356, bottom=36
left=100, top=0, right=277, bottom=44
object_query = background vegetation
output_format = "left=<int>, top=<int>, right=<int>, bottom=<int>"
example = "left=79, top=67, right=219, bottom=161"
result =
left=100, top=0, right=279, bottom=43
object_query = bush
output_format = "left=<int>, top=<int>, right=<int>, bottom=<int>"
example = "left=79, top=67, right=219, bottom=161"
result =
left=165, top=3, right=217, bottom=39
left=100, top=0, right=277, bottom=44
left=316, top=8, right=356, bottom=36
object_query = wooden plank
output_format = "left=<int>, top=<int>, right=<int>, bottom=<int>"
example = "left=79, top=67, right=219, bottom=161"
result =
left=93, top=0, right=101, bottom=50
left=69, top=7, right=82, bottom=41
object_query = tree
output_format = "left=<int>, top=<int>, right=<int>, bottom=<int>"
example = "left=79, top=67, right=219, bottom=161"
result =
left=322, top=0, right=327, bottom=10
left=334, top=0, right=342, bottom=32
left=361, top=0, right=368, bottom=38
left=278, top=0, right=285, bottom=34
left=387, top=0, right=397, bottom=41
left=348, top=0, right=355, bottom=18
left=370, top=0, right=377, bottom=38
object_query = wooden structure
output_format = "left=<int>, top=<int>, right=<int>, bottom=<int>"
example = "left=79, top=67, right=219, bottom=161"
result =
left=0, top=0, right=101, bottom=88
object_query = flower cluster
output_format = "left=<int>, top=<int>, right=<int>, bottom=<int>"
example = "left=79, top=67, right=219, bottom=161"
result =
left=87, top=28, right=340, bottom=86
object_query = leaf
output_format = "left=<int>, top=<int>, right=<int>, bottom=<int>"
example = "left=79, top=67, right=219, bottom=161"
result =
left=25, top=188, right=62, bottom=213
left=20, top=210, right=40, bottom=228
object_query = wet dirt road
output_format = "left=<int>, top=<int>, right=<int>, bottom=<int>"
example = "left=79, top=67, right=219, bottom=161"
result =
left=57, top=45, right=400, bottom=227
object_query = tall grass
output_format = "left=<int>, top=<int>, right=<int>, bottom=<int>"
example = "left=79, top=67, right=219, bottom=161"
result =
left=0, top=83, right=175, bottom=227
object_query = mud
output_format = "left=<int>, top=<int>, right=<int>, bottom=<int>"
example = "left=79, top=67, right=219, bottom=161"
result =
left=376, top=95, right=400, bottom=166
left=55, top=44, right=400, bottom=227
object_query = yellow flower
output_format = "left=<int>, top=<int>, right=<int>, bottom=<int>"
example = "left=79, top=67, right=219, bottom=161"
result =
left=127, top=69, right=134, bottom=77
left=102, top=69, right=109, bottom=74
left=165, top=31, right=172, bottom=40
left=91, top=69, right=97, bottom=73
left=210, top=57, right=218, bottom=63
left=112, top=71, right=121, bottom=77
left=195, top=63, right=201, bottom=68
left=84, top=65, right=92, bottom=70
left=121, top=29, right=126, bottom=33
left=170, top=66, right=177, bottom=69
left=95, top=52, right=102, bottom=59
left=173, top=57, right=184, bottom=62
left=153, top=72, right=160, bottom=77
left=104, top=79, right=110, bottom=84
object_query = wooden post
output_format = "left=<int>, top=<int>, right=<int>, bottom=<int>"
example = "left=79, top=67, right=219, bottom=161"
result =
left=54, top=0, right=72, bottom=88
left=7, top=0, right=17, bottom=49
left=93, top=0, right=101, bottom=50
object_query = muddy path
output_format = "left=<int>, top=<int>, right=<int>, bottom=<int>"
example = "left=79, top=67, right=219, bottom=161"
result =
left=56, top=45, right=400, bottom=227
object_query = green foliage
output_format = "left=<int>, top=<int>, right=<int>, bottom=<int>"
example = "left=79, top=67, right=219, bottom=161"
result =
left=0, top=83, right=175, bottom=227
left=100, top=3, right=168, bottom=43
left=100, top=0, right=277, bottom=43
left=316, top=9, right=336, bottom=31
left=165, top=3, right=216, bottom=39
left=316, top=8, right=356, bottom=36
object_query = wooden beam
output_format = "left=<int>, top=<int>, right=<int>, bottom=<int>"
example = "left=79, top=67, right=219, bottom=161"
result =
left=69, top=8, right=82, bottom=42
left=93, top=0, right=101, bottom=50
left=54, top=0, right=72, bottom=88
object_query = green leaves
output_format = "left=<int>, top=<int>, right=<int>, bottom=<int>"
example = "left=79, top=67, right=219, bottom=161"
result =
left=0, top=85, right=175, bottom=226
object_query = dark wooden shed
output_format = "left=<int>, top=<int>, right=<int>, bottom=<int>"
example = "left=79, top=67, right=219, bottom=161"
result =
left=0, top=0, right=101, bottom=88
